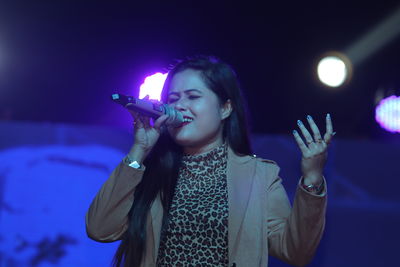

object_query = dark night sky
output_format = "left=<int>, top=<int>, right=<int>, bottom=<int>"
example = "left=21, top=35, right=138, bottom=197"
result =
left=1, top=0, right=400, bottom=139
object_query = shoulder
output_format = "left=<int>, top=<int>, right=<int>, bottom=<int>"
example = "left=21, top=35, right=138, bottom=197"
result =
left=227, top=147, right=280, bottom=174
left=251, top=155, right=281, bottom=182
left=252, top=154, right=279, bottom=169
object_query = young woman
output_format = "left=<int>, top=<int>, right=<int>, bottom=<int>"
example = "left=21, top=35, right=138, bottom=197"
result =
left=86, top=56, right=333, bottom=267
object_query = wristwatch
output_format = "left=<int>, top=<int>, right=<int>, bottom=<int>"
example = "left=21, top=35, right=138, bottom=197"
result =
left=123, top=155, right=141, bottom=169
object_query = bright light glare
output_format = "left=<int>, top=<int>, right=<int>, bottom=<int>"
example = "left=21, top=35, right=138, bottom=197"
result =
left=139, top=72, right=168, bottom=101
left=317, top=56, right=348, bottom=87
left=375, top=95, right=400, bottom=133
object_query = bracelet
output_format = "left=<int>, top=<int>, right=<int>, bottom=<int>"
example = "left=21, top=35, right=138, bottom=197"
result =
left=301, top=178, right=324, bottom=194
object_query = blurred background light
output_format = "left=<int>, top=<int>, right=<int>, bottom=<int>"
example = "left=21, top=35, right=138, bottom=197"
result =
left=375, top=95, right=400, bottom=133
left=317, top=52, right=352, bottom=88
left=345, top=6, right=400, bottom=66
left=138, top=72, right=168, bottom=101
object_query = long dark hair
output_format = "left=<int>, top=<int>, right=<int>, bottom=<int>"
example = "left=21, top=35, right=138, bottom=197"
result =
left=113, top=55, right=253, bottom=267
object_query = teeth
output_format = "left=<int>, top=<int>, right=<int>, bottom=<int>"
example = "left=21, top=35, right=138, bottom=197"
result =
left=183, top=118, right=193, bottom=122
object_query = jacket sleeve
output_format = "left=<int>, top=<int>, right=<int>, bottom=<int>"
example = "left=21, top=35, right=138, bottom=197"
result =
left=266, top=166, right=327, bottom=266
left=85, top=162, right=145, bottom=242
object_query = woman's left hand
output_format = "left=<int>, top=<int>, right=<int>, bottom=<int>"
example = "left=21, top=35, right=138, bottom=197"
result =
left=292, top=114, right=334, bottom=185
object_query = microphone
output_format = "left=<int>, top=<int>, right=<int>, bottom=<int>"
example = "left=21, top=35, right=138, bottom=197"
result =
left=111, top=94, right=184, bottom=127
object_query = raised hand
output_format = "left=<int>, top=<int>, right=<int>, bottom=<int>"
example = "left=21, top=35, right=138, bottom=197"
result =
left=126, top=96, right=170, bottom=163
left=292, top=114, right=334, bottom=185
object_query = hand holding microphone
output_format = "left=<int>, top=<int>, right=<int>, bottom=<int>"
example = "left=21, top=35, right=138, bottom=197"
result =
left=111, top=94, right=183, bottom=162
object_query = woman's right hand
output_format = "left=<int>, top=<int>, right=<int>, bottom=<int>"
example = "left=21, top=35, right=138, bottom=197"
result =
left=126, top=99, right=170, bottom=163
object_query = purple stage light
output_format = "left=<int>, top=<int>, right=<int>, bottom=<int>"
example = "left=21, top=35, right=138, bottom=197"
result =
left=139, top=72, right=168, bottom=101
left=375, top=95, right=400, bottom=133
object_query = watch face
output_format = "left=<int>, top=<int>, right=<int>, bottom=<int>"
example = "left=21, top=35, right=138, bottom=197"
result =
left=124, top=156, right=140, bottom=168
left=129, top=161, right=141, bottom=169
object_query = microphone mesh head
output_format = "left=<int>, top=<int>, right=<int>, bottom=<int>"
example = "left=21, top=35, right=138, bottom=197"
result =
left=164, top=105, right=183, bottom=127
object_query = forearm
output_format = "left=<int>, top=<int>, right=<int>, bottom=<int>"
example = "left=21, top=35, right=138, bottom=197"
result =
left=268, top=177, right=327, bottom=266
left=286, top=180, right=327, bottom=264
left=85, top=161, right=145, bottom=242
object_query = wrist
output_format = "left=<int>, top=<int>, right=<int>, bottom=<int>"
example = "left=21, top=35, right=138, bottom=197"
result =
left=303, top=173, right=323, bottom=186
left=128, top=145, right=148, bottom=164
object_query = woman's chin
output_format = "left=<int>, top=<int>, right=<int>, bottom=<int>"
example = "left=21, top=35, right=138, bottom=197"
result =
left=171, top=136, right=195, bottom=147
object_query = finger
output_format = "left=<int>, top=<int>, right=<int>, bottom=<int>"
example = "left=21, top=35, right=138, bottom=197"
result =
left=133, top=116, right=145, bottom=129
left=324, top=113, right=334, bottom=143
left=127, top=110, right=143, bottom=127
left=153, top=114, right=170, bottom=130
left=306, top=115, right=323, bottom=142
left=124, top=104, right=147, bottom=130
left=138, top=114, right=151, bottom=129
left=292, top=130, right=309, bottom=154
left=297, top=120, right=314, bottom=145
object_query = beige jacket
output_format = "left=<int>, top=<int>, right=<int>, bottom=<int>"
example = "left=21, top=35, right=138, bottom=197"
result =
left=86, top=147, right=327, bottom=267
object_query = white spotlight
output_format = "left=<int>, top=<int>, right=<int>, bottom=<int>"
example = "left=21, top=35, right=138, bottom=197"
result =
left=317, top=52, right=352, bottom=88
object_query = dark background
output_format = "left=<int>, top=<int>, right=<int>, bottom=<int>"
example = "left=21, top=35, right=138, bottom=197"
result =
left=1, top=0, right=400, bottom=139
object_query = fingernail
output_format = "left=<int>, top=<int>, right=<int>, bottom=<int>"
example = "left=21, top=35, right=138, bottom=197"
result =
left=327, top=113, right=331, bottom=119
left=307, top=115, right=312, bottom=121
left=293, top=130, right=298, bottom=134
left=332, top=131, right=336, bottom=136
left=297, top=120, right=302, bottom=126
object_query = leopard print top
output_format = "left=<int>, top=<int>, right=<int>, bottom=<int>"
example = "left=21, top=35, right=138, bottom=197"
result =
left=156, top=143, right=229, bottom=266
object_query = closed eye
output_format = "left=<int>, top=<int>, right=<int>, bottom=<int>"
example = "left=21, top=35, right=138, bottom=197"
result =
left=167, top=95, right=200, bottom=103
left=167, top=98, right=178, bottom=104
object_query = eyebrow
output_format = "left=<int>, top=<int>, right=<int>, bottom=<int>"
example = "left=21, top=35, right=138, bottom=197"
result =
left=168, top=89, right=203, bottom=96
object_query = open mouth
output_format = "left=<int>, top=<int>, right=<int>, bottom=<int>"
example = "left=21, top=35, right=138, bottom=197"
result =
left=180, top=116, right=194, bottom=127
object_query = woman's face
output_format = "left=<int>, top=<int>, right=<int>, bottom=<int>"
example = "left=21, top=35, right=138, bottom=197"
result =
left=166, top=69, right=230, bottom=152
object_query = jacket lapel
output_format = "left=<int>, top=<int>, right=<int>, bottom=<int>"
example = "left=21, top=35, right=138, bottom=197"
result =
left=227, top=147, right=256, bottom=260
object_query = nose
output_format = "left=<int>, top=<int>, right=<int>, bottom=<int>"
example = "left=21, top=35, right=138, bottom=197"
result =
left=172, top=98, right=188, bottom=111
